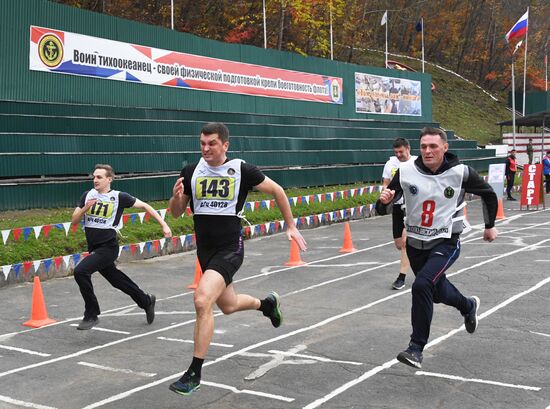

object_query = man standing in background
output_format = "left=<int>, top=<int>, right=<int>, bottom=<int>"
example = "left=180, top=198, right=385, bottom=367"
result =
left=382, top=138, right=417, bottom=290
left=505, top=149, right=517, bottom=201
left=526, top=138, right=533, bottom=165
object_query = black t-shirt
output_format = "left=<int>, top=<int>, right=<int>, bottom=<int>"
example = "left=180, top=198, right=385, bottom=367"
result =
left=181, top=160, right=265, bottom=248
left=78, top=190, right=136, bottom=250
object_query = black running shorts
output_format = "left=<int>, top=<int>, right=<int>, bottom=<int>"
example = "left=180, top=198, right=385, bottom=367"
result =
left=197, top=236, right=244, bottom=286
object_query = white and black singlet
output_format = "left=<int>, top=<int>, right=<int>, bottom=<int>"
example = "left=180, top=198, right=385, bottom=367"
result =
left=181, top=158, right=265, bottom=248
left=78, top=189, right=136, bottom=250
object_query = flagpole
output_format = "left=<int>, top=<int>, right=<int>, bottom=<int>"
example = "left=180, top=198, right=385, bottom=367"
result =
left=522, top=7, right=529, bottom=116
left=545, top=52, right=548, bottom=92
left=385, top=13, right=388, bottom=67
left=511, top=55, right=516, bottom=150
left=263, top=0, right=267, bottom=48
left=329, top=0, right=333, bottom=60
left=421, top=17, right=425, bottom=73
left=170, top=0, right=174, bottom=30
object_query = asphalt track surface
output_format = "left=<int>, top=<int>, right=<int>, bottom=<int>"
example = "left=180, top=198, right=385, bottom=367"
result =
left=1, top=198, right=549, bottom=409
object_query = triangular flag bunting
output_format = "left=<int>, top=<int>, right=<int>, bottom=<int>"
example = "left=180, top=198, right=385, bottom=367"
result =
left=73, top=253, right=81, bottom=265
left=33, top=226, right=43, bottom=239
left=145, top=241, right=152, bottom=253
left=1, top=230, right=10, bottom=245
left=62, top=222, right=71, bottom=236
left=12, top=228, right=22, bottom=242
left=2, top=265, right=12, bottom=279
left=33, top=260, right=41, bottom=273
left=44, top=259, right=52, bottom=273
left=62, top=255, right=71, bottom=267
left=138, top=212, right=145, bottom=223
left=23, top=227, right=32, bottom=241
left=159, top=238, right=166, bottom=249
left=158, top=209, right=167, bottom=220
left=131, top=214, right=138, bottom=224
left=13, top=263, right=22, bottom=278
left=54, top=256, right=63, bottom=270
left=43, top=225, right=52, bottom=238
left=180, top=235, right=186, bottom=246
left=139, top=242, right=146, bottom=253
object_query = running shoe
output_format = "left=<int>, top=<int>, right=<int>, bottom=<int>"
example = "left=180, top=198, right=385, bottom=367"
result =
left=392, top=276, right=406, bottom=290
left=463, top=296, right=480, bottom=334
left=169, top=371, right=201, bottom=396
left=264, top=291, right=283, bottom=328
left=397, top=342, right=423, bottom=369
left=145, top=294, right=156, bottom=324
left=77, top=316, right=99, bottom=330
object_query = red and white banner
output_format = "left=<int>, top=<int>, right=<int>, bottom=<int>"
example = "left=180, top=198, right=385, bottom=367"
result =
left=520, top=164, right=545, bottom=208
left=29, top=26, right=343, bottom=104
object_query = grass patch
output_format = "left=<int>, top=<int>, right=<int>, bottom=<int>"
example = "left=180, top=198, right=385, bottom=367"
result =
left=0, top=182, right=379, bottom=265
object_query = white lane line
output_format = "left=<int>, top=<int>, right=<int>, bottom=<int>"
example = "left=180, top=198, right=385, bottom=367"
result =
left=0, top=345, right=51, bottom=357
left=78, top=236, right=550, bottom=408
left=267, top=349, right=363, bottom=366
left=302, top=273, right=550, bottom=409
left=104, top=311, right=195, bottom=317
left=69, top=324, right=130, bottom=335
left=285, top=260, right=399, bottom=297
left=77, top=361, right=157, bottom=378
left=415, top=371, right=541, bottom=391
left=0, top=394, right=57, bottom=409
left=530, top=331, right=550, bottom=338
left=201, top=380, right=294, bottom=402
left=157, top=336, right=233, bottom=348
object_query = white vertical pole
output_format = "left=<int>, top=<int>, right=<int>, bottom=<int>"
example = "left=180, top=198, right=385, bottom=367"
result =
left=421, top=17, right=425, bottom=73
left=522, top=7, right=529, bottom=116
left=545, top=53, right=548, bottom=92
left=512, top=57, right=516, bottom=149
left=171, top=0, right=174, bottom=30
left=329, top=0, right=333, bottom=60
left=385, top=14, right=388, bottom=67
left=263, top=0, right=267, bottom=48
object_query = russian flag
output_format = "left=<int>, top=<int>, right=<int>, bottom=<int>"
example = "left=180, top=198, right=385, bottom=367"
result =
left=505, top=10, right=528, bottom=43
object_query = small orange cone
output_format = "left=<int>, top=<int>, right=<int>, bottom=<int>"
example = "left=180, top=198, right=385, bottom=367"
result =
left=187, top=258, right=203, bottom=289
left=496, top=198, right=505, bottom=220
left=339, top=222, right=357, bottom=253
left=23, top=277, right=56, bottom=328
left=285, top=239, right=306, bottom=266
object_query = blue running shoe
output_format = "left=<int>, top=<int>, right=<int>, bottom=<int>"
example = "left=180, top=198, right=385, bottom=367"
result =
left=397, top=343, right=423, bottom=369
left=169, top=371, right=201, bottom=396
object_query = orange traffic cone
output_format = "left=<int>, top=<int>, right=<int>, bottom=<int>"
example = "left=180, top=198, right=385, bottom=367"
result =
left=339, top=222, right=357, bottom=253
left=23, top=277, right=56, bottom=328
left=496, top=198, right=505, bottom=220
left=187, top=258, right=203, bottom=289
left=285, top=239, right=306, bottom=266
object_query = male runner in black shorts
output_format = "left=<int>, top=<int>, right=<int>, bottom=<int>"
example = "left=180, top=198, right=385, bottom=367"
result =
left=168, top=122, right=307, bottom=395
left=71, top=164, right=172, bottom=330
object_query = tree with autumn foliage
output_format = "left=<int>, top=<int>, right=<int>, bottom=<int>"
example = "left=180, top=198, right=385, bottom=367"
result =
left=52, top=0, right=550, bottom=93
